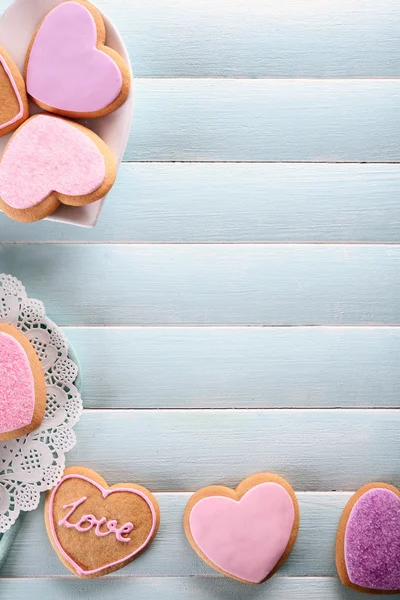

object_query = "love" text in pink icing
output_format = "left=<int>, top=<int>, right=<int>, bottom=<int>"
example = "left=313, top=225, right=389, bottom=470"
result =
left=58, top=496, right=134, bottom=542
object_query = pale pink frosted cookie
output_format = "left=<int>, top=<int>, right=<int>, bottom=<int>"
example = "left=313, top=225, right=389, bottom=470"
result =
left=25, top=0, right=131, bottom=119
left=45, top=467, right=160, bottom=578
left=0, top=45, right=29, bottom=137
left=0, top=323, right=46, bottom=441
left=184, top=473, right=299, bottom=584
left=0, top=114, right=116, bottom=222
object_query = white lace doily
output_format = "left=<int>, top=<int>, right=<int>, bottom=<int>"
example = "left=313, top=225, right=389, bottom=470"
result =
left=0, top=274, right=83, bottom=532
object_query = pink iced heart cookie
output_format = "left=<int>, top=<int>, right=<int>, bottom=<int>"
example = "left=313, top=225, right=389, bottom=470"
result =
left=184, top=473, right=299, bottom=584
left=45, top=467, right=160, bottom=578
left=0, top=323, right=46, bottom=441
left=0, top=45, right=29, bottom=137
left=336, top=483, right=400, bottom=594
left=0, top=114, right=116, bottom=223
left=25, top=0, right=131, bottom=118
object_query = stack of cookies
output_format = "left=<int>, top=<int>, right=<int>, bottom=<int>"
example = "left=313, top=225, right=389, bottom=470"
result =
left=0, top=0, right=131, bottom=223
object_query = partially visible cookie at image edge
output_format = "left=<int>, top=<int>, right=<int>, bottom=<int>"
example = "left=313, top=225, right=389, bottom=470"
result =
left=0, top=45, right=29, bottom=137
left=336, top=482, right=400, bottom=594
left=0, top=323, right=46, bottom=441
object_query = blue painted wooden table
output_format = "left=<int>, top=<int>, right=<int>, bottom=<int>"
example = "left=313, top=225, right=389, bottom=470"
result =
left=0, top=1, right=399, bottom=598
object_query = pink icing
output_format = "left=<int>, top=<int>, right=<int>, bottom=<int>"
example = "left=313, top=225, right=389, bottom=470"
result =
left=0, top=115, right=106, bottom=210
left=59, top=496, right=134, bottom=542
left=49, top=474, right=157, bottom=577
left=189, top=482, right=295, bottom=583
left=0, top=331, right=35, bottom=435
left=0, top=54, right=24, bottom=130
left=26, top=2, right=123, bottom=113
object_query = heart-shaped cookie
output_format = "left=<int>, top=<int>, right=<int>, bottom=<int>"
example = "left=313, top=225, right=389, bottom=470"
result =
left=25, top=0, right=131, bottom=118
left=0, top=323, right=46, bottom=441
left=336, top=482, right=400, bottom=594
left=184, top=473, right=299, bottom=584
left=0, top=46, right=29, bottom=137
left=45, top=467, right=160, bottom=578
left=0, top=114, right=116, bottom=222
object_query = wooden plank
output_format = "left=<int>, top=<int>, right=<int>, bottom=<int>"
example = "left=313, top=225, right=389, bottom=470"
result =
left=63, top=409, right=399, bottom=491
left=1, top=244, right=398, bottom=325
left=0, top=492, right=354, bottom=577
left=121, top=79, right=400, bottom=161
left=63, top=326, right=400, bottom=409
left=0, top=519, right=21, bottom=570
left=0, top=577, right=395, bottom=598
left=84, top=0, right=400, bottom=78
left=2, top=163, right=400, bottom=243
left=1, top=0, right=398, bottom=77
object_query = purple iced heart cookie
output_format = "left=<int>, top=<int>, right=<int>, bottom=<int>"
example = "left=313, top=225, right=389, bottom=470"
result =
left=336, top=483, right=400, bottom=593
left=25, top=1, right=131, bottom=118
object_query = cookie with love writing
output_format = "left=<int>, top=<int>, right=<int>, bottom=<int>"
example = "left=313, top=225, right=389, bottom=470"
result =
left=336, top=482, right=400, bottom=594
left=0, top=323, right=46, bottom=441
left=0, top=114, right=116, bottom=222
left=45, top=467, right=160, bottom=578
left=184, top=473, right=299, bottom=584
left=25, top=0, right=131, bottom=119
left=0, top=46, right=29, bottom=137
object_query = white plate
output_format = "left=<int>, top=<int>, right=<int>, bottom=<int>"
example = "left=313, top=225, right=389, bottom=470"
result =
left=0, top=0, right=133, bottom=227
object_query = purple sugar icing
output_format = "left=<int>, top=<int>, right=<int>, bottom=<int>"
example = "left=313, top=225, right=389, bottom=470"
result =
left=345, top=488, right=400, bottom=591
